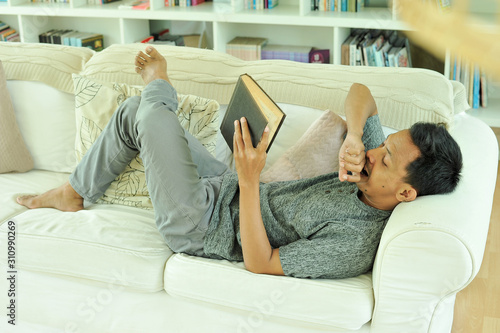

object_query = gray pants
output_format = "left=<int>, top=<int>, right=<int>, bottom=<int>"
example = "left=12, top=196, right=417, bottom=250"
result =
left=69, top=79, right=229, bottom=257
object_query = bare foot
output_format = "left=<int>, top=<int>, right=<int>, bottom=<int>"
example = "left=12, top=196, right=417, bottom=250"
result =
left=16, top=182, right=84, bottom=212
left=134, top=46, right=171, bottom=86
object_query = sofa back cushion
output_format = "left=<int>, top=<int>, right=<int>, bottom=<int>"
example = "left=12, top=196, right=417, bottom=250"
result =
left=0, top=42, right=94, bottom=93
left=7, top=80, right=77, bottom=173
left=7, top=81, right=76, bottom=172
left=0, top=42, right=95, bottom=173
left=82, top=44, right=464, bottom=131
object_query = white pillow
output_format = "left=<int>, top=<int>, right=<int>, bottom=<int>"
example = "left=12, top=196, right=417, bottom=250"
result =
left=7, top=80, right=77, bottom=173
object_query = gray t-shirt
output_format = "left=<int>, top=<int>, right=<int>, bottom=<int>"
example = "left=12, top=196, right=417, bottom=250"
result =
left=204, top=115, right=391, bottom=279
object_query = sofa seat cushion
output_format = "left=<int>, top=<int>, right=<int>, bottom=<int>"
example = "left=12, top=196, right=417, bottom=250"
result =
left=0, top=170, right=71, bottom=224
left=164, top=253, right=374, bottom=330
left=0, top=199, right=173, bottom=292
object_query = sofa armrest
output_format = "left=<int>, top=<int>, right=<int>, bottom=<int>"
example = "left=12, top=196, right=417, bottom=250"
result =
left=370, top=113, right=498, bottom=332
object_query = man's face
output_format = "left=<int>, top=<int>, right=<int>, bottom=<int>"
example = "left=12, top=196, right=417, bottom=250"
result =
left=356, top=129, right=421, bottom=210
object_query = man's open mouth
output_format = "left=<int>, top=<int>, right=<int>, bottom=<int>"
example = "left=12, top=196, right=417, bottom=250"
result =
left=360, top=165, right=369, bottom=177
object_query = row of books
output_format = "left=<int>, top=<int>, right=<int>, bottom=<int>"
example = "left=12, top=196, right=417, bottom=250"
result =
left=312, top=0, right=364, bottom=12
left=450, top=57, right=488, bottom=109
left=164, top=0, right=204, bottom=6
left=226, top=36, right=330, bottom=63
left=243, top=0, right=278, bottom=9
left=0, top=22, right=20, bottom=42
left=39, top=29, right=104, bottom=51
left=341, top=29, right=412, bottom=68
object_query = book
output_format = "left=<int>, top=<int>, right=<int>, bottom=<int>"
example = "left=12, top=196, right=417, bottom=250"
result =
left=78, top=33, right=104, bottom=51
left=309, top=48, right=330, bottom=63
left=226, top=37, right=268, bottom=61
left=341, top=35, right=355, bottom=65
left=220, top=73, right=286, bottom=153
left=261, top=44, right=312, bottom=63
left=480, top=69, right=488, bottom=108
left=473, top=65, right=480, bottom=109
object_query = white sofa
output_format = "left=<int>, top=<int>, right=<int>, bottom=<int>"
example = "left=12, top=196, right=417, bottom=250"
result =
left=0, top=42, right=497, bottom=333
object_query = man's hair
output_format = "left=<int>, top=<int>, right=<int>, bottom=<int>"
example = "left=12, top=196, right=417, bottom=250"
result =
left=405, top=122, right=463, bottom=196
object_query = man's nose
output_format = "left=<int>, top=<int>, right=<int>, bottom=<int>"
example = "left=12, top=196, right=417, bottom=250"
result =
left=366, top=149, right=376, bottom=164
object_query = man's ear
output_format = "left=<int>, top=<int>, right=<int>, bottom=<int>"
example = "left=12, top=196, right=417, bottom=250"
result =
left=396, top=185, right=418, bottom=202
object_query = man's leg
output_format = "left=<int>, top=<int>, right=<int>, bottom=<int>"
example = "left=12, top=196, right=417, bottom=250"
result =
left=16, top=95, right=145, bottom=211
left=133, top=64, right=228, bottom=256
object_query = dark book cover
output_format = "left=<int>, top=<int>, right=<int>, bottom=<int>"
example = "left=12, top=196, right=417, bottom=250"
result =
left=220, top=73, right=286, bottom=153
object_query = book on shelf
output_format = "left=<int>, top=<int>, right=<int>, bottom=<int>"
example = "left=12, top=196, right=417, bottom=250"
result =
left=78, top=34, right=104, bottom=51
left=220, top=73, right=286, bottom=153
left=309, top=48, right=330, bottom=63
left=313, top=0, right=363, bottom=12
left=244, top=0, right=278, bottom=9
left=480, top=69, right=488, bottom=108
left=472, top=65, right=480, bottom=109
left=450, top=55, right=488, bottom=109
left=341, top=29, right=411, bottom=68
left=0, top=22, right=20, bottom=42
left=165, top=0, right=204, bottom=7
left=226, top=37, right=268, bottom=61
left=38, top=29, right=104, bottom=51
left=261, top=44, right=312, bottom=63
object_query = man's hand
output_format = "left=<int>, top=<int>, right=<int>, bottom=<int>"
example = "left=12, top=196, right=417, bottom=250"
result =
left=233, top=117, right=269, bottom=187
left=339, top=132, right=366, bottom=182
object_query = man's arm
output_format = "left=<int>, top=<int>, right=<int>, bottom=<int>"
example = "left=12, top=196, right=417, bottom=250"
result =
left=233, top=117, right=284, bottom=275
left=339, top=83, right=378, bottom=183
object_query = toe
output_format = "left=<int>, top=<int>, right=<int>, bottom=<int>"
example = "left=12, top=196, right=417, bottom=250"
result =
left=134, top=56, right=144, bottom=67
left=137, top=51, right=149, bottom=62
left=134, top=66, right=142, bottom=74
left=145, top=46, right=160, bottom=59
left=16, top=195, right=34, bottom=207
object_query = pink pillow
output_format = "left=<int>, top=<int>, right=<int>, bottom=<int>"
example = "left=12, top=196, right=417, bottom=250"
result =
left=260, top=109, right=346, bottom=183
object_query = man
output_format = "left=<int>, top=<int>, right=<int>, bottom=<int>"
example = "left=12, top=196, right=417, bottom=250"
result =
left=17, top=46, right=463, bottom=279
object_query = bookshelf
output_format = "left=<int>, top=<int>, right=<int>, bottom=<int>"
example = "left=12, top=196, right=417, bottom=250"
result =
left=467, top=81, right=500, bottom=128
left=1, top=0, right=498, bottom=125
left=0, top=0, right=409, bottom=58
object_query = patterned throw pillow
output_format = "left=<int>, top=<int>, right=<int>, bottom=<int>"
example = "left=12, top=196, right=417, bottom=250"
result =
left=73, top=74, right=220, bottom=209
